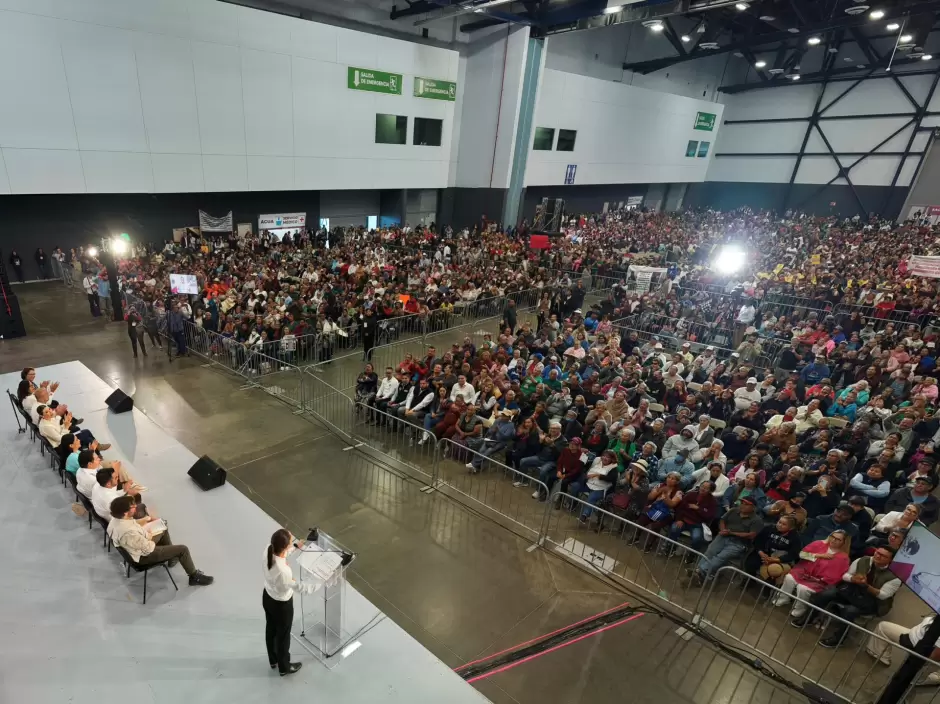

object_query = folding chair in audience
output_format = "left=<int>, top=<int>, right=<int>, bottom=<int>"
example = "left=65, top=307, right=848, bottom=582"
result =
left=115, top=547, right=178, bottom=605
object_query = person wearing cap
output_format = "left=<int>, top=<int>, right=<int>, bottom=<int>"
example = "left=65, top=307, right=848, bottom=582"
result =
left=733, top=377, right=762, bottom=411
left=884, top=476, right=939, bottom=525
left=800, top=354, right=831, bottom=387
left=693, top=346, right=718, bottom=376
left=803, top=503, right=861, bottom=545
left=904, top=456, right=938, bottom=488
left=688, top=499, right=763, bottom=586
left=679, top=342, right=694, bottom=369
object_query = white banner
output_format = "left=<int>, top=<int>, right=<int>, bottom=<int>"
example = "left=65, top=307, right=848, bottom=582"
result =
left=259, top=212, right=306, bottom=229
left=909, top=255, right=940, bottom=279
left=198, top=210, right=233, bottom=232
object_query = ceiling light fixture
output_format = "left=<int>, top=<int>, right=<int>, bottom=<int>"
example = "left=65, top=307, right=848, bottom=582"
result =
left=650, top=22, right=664, bottom=32
left=886, top=22, right=900, bottom=30
left=681, top=35, right=691, bottom=42
left=924, top=54, right=934, bottom=61
left=808, top=36, right=822, bottom=45
left=735, top=2, right=749, bottom=10
left=787, top=27, right=800, bottom=34
left=759, top=15, right=775, bottom=21
left=790, top=74, right=801, bottom=80
left=602, top=5, right=622, bottom=14
left=755, top=60, right=767, bottom=68
left=869, top=9, right=885, bottom=19
left=900, top=34, right=913, bottom=42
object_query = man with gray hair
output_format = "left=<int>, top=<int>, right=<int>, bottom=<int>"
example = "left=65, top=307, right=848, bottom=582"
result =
left=516, top=421, right=566, bottom=489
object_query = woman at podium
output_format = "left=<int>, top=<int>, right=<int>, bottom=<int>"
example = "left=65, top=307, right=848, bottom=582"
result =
left=262, top=529, right=307, bottom=677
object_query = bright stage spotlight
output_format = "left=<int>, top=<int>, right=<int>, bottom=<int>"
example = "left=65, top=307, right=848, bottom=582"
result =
left=87, top=246, right=98, bottom=258
left=713, top=245, right=747, bottom=274
left=111, top=237, right=128, bottom=255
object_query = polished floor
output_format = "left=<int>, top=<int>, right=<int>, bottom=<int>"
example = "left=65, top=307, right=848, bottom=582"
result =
left=1, top=281, right=833, bottom=704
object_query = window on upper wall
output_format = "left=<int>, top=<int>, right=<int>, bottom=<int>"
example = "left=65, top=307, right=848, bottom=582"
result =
left=413, top=117, right=443, bottom=146
left=697, top=141, right=710, bottom=158
left=686, top=140, right=698, bottom=157
left=375, top=114, right=408, bottom=144
left=533, top=127, right=555, bottom=150
left=556, top=129, right=577, bottom=151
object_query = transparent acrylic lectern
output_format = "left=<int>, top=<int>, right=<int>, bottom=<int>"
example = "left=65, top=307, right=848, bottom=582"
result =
left=289, top=528, right=365, bottom=669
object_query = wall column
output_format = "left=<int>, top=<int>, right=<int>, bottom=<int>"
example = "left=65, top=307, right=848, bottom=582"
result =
left=502, top=36, right=544, bottom=229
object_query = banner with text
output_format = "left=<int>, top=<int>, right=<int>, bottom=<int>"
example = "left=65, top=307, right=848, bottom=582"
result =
left=198, top=210, right=233, bottom=232
left=348, top=67, right=402, bottom=95
left=909, top=255, right=940, bottom=278
left=259, top=212, right=306, bottom=230
left=414, top=77, right=456, bottom=101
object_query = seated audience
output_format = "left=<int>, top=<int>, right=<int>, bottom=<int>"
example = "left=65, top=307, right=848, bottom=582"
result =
left=771, top=530, right=851, bottom=617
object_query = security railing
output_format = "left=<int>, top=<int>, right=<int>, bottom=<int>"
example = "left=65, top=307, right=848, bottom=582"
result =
left=434, top=436, right=551, bottom=541
left=350, top=401, right=437, bottom=483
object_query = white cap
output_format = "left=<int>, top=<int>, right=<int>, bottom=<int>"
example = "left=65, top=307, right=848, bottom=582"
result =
left=682, top=342, right=691, bottom=348
left=654, top=342, right=663, bottom=349
left=706, top=345, right=715, bottom=351
left=747, top=377, right=758, bottom=384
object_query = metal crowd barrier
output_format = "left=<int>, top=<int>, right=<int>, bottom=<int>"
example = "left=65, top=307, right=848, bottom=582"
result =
left=434, top=437, right=551, bottom=541
left=350, top=401, right=437, bottom=483
left=833, top=303, right=929, bottom=331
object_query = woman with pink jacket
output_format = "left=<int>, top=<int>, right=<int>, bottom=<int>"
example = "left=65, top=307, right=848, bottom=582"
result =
left=771, top=530, right=851, bottom=618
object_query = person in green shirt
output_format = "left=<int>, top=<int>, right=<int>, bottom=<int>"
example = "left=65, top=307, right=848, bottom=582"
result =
left=544, top=369, right=563, bottom=392
left=607, top=427, right=637, bottom=473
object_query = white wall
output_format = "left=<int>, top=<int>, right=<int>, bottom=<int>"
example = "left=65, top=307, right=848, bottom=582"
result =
left=545, top=22, right=731, bottom=101
left=454, top=26, right=530, bottom=189
left=0, top=0, right=459, bottom=195
left=708, top=75, right=933, bottom=187
left=524, top=69, right=723, bottom=187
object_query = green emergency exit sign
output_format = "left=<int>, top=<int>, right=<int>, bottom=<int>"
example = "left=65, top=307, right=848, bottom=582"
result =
left=414, top=77, right=457, bottom=101
left=347, top=67, right=402, bottom=95
left=694, top=112, right=717, bottom=131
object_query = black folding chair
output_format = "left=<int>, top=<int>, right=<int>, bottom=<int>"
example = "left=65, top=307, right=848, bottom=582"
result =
left=7, top=391, right=25, bottom=434
left=114, top=547, right=178, bottom=605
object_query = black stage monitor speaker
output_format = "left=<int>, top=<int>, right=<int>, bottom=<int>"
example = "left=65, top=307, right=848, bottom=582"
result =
left=188, top=455, right=227, bottom=491
left=105, top=389, right=134, bottom=414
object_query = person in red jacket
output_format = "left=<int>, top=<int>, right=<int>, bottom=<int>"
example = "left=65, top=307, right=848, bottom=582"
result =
left=538, top=438, right=586, bottom=502
left=665, top=482, right=719, bottom=558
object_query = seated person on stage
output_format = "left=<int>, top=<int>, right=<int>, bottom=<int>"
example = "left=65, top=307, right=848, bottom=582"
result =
left=107, top=495, right=214, bottom=587
left=92, top=467, right=147, bottom=520
left=791, top=547, right=901, bottom=649
left=36, top=405, right=105, bottom=451
left=865, top=614, right=940, bottom=683
left=23, top=382, right=76, bottom=425
left=75, top=450, right=137, bottom=499
left=688, top=498, right=763, bottom=585
left=770, top=530, right=851, bottom=618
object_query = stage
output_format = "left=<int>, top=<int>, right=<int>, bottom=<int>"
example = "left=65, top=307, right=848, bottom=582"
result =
left=0, top=361, right=488, bottom=704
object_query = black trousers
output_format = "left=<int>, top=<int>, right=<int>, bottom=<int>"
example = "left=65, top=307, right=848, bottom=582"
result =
left=809, top=586, right=876, bottom=642
left=263, top=590, right=294, bottom=672
left=130, top=332, right=147, bottom=357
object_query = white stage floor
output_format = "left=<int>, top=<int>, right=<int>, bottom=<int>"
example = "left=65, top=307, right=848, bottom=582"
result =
left=0, top=361, right=488, bottom=704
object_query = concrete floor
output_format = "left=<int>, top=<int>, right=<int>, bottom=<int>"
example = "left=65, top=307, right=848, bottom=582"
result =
left=2, top=280, right=857, bottom=704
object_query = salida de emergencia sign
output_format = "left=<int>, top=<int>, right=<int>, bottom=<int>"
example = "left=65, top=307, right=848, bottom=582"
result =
left=347, top=67, right=402, bottom=95
left=694, top=111, right=717, bottom=131
left=414, top=77, right=457, bottom=101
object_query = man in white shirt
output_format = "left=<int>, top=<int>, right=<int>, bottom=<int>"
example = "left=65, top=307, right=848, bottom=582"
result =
left=91, top=467, right=146, bottom=520
left=108, top=495, right=213, bottom=586
left=449, top=375, right=477, bottom=404
left=82, top=273, right=101, bottom=317
left=733, top=377, right=762, bottom=411
left=866, top=615, right=940, bottom=682
left=368, top=367, right=399, bottom=421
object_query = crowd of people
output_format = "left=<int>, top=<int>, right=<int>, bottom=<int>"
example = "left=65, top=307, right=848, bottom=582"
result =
left=14, top=366, right=214, bottom=588
left=18, top=202, right=940, bottom=674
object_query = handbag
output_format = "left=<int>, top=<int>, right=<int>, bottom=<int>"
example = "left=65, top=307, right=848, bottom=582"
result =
left=646, top=499, right=673, bottom=522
